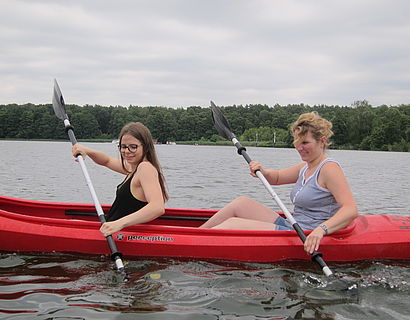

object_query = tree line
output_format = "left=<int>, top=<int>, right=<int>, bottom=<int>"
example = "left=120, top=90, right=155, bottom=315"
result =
left=0, top=101, right=409, bottom=151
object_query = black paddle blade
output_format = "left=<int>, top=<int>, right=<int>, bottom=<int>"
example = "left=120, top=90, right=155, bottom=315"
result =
left=210, top=101, right=236, bottom=140
left=52, top=79, right=67, bottom=120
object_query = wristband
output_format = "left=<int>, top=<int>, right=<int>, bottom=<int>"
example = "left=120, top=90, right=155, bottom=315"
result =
left=319, top=224, right=328, bottom=235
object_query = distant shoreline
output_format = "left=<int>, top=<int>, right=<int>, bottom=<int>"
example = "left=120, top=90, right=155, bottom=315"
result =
left=1, top=138, right=408, bottom=152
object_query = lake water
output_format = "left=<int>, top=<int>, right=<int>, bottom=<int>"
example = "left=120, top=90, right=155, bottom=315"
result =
left=1, top=141, right=410, bottom=319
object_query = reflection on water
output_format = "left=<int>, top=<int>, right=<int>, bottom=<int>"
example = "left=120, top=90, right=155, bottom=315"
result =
left=1, top=253, right=410, bottom=319
left=0, top=141, right=410, bottom=319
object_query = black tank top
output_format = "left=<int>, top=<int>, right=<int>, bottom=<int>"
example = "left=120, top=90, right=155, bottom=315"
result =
left=106, top=171, right=148, bottom=222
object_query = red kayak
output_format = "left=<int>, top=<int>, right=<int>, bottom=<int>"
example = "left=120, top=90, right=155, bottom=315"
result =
left=1, top=195, right=409, bottom=262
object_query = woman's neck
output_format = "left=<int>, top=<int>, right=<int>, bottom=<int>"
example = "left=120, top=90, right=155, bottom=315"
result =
left=307, top=154, right=327, bottom=169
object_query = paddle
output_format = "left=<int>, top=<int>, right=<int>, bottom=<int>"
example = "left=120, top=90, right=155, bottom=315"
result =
left=52, top=79, right=128, bottom=280
left=210, top=101, right=333, bottom=277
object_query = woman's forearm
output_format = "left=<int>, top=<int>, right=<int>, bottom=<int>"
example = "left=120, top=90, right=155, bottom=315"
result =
left=263, top=169, right=279, bottom=185
left=73, top=144, right=111, bottom=166
left=118, top=202, right=165, bottom=228
left=320, top=204, right=358, bottom=235
left=85, top=147, right=111, bottom=166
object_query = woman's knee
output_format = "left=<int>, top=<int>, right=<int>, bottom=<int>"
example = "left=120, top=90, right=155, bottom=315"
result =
left=231, top=196, right=253, bottom=207
left=213, top=217, right=242, bottom=229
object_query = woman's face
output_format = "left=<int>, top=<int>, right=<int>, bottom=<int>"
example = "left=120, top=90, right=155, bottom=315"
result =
left=119, top=134, right=144, bottom=165
left=293, top=130, right=325, bottom=163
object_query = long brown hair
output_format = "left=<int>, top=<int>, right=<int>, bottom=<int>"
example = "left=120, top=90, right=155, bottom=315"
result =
left=118, top=122, right=169, bottom=202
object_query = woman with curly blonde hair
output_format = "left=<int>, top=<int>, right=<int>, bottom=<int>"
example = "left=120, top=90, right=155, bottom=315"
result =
left=200, top=112, right=358, bottom=255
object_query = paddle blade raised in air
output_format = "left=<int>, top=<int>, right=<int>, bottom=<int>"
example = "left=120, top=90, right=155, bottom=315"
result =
left=210, top=101, right=236, bottom=141
left=52, top=79, right=67, bottom=120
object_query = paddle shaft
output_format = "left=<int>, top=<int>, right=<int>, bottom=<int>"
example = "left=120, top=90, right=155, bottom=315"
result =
left=63, top=119, right=126, bottom=273
left=231, top=138, right=333, bottom=277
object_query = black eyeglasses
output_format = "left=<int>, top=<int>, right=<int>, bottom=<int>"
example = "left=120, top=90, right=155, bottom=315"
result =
left=118, top=144, right=142, bottom=153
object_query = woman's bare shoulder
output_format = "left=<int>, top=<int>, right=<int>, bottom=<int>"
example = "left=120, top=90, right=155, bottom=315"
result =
left=321, top=160, right=345, bottom=179
left=136, top=161, right=157, bottom=175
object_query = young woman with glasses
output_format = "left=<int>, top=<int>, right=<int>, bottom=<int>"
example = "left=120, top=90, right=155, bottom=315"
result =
left=72, top=122, right=168, bottom=237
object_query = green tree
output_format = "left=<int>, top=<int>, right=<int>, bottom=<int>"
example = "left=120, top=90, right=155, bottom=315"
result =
left=0, top=102, right=408, bottom=152
left=70, top=111, right=102, bottom=139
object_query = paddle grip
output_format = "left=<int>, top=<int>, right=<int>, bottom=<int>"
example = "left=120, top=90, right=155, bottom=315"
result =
left=294, top=223, right=333, bottom=276
left=107, top=236, right=123, bottom=259
left=67, top=130, right=78, bottom=145
left=63, top=119, right=78, bottom=146
left=94, top=208, right=123, bottom=261
left=65, top=123, right=75, bottom=135
left=233, top=141, right=252, bottom=163
left=92, top=205, right=124, bottom=265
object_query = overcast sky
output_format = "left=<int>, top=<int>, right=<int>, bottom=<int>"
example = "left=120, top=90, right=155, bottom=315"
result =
left=1, top=0, right=409, bottom=108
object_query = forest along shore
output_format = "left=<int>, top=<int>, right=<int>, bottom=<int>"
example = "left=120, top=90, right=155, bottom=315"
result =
left=1, top=102, right=409, bottom=152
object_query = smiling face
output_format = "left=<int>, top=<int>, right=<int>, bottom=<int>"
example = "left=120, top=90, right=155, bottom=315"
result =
left=293, top=130, right=326, bottom=163
left=119, top=134, right=144, bottom=167
left=290, top=112, right=333, bottom=165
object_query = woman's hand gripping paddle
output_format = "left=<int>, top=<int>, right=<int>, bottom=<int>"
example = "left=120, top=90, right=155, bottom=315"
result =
left=210, top=101, right=333, bottom=277
left=52, top=79, right=128, bottom=281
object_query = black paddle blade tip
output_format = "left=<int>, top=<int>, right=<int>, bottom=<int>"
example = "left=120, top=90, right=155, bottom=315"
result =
left=209, top=101, right=236, bottom=140
left=52, top=79, right=67, bottom=120
left=121, top=270, right=130, bottom=282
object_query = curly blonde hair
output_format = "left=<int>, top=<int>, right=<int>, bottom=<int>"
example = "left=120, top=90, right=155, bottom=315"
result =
left=290, top=112, right=333, bottom=149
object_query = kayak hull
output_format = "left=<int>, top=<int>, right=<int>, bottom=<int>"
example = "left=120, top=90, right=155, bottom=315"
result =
left=1, top=196, right=409, bottom=262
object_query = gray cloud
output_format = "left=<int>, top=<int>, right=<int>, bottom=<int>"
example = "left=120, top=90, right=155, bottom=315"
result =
left=1, top=0, right=409, bottom=107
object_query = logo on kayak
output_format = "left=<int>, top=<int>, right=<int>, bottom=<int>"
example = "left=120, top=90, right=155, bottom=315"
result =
left=116, top=234, right=174, bottom=242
